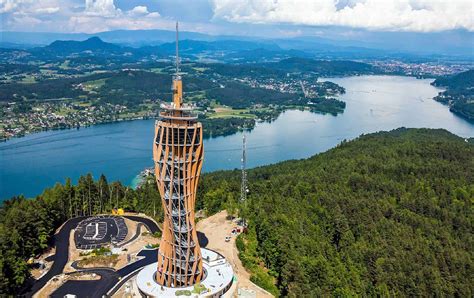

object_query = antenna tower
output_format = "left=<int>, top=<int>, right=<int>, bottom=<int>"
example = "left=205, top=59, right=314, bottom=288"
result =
left=240, top=134, right=247, bottom=202
left=175, top=22, right=179, bottom=75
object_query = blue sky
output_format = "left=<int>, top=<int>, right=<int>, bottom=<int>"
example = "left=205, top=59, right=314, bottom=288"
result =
left=0, top=0, right=473, bottom=36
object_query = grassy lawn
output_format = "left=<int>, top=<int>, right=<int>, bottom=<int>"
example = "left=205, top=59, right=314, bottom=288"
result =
left=20, top=75, right=36, bottom=84
left=139, top=103, right=155, bottom=109
left=150, top=68, right=165, bottom=74
left=187, top=91, right=206, bottom=101
left=74, top=101, right=93, bottom=107
left=208, top=106, right=256, bottom=119
left=39, top=69, right=54, bottom=75
left=56, top=107, right=72, bottom=116
left=59, top=60, right=70, bottom=70
left=82, top=78, right=107, bottom=92
left=78, top=254, right=119, bottom=268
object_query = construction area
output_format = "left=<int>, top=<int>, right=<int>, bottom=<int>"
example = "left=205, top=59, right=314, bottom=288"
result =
left=197, top=211, right=273, bottom=298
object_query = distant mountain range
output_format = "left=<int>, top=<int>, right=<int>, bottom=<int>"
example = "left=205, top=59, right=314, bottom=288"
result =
left=15, top=37, right=287, bottom=62
left=38, top=37, right=124, bottom=55
left=1, top=28, right=473, bottom=58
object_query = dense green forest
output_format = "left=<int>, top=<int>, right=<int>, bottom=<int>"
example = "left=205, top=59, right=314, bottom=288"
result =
left=0, top=174, right=163, bottom=294
left=0, top=72, right=108, bottom=101
left=202, top=58, right=376, bottom=79
left=1, top=128, right=472, bottom=296
left=93, top=70, right=217, bottom=106
left=0, top=70, right=216, bottom=105
left=200, top=116, right=255, bottom=138
left=206, top=81, right=300, bottom=109
left=308, top=97, right=346, bottom=115
left=265, top=57, right=377, bottom=75
left=201, top=128, right=474, bottom=296
left=432, top=69, right=474, bottom=121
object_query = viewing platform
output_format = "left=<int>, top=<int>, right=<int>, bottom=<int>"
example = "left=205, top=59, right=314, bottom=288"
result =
left=136, top=248, right=234, bottom=297
left=159, top=103, right=198, bottom=121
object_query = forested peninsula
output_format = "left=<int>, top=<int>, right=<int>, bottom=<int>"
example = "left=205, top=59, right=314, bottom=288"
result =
left=432, top=69, right=474, bottom=121
left=1, top=128, right=472, bottom=296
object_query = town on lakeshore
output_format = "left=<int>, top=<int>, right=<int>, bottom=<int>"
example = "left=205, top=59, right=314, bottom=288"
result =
left=1, top=38, right=472, bottom=141
left=0, top=1, right=473, bottom=298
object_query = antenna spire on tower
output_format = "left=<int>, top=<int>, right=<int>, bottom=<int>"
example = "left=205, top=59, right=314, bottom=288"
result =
left=175, top=21, right=179, bottom=75
left=172, top=21, right=183, bottom=107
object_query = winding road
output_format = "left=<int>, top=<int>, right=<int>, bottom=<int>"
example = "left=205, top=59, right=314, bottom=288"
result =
left=51, top=249, right=159, bottom=297
left=22, top=215, right=160, bottom=297
left=24, top=217, right=86, bottom=296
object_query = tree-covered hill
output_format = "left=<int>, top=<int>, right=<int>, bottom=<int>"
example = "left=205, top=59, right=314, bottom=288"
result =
left=0, top=70, right=217, bottom=105
left=432, top=69, right=474, bottom=121
left=266, top=57, right=377, bottom=75
left=203, top=57, right=377, bottom=78
left=37, top=37, right=125, bottom=56
left=432, top=69, right=474, bottom=90
left=1, top=128, right=472, bottom=295
left=200, top=128, right=473, bottom=296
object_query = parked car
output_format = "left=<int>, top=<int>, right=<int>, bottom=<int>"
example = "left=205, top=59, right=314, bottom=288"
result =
left=225, top=236, right=231, bottom=242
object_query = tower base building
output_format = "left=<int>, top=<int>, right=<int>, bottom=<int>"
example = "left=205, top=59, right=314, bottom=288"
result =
left=136, top=248, right=234, bottom=297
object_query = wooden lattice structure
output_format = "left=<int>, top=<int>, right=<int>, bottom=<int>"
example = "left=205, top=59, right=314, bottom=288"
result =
left=152, top=22, right=204, bottom=287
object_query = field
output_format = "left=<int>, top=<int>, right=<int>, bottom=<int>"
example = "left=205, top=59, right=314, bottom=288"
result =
left=208, top=106, right=256, bottom=119
left=82, top=78, right=107, bottom=92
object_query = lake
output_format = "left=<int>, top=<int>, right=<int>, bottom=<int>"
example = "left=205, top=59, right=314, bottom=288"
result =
left=1, top=75, right=473, bottom=200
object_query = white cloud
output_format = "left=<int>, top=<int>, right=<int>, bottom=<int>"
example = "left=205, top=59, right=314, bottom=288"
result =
left=128, top=5, right=149, bottom=16
left=210, top=0, right=474, bottom=32
left=71, top=2, right=165, bottom=32
left=85, top=0, right=121, bottom=17
left=0, top=0, right=33, bottom=13
left=35, top=7, right=60, bottom=14
left=1, top=0, right=167, bottom=33
left=11, top=14, right=42, bottom=26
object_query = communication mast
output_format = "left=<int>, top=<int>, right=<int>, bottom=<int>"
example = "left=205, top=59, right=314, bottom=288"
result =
left=240, top=134, right=247, bottom=202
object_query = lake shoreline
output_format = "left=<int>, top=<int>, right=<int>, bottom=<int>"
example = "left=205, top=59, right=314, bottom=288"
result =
left=2, top=75, right=473, bottom=201
left=1, top=74, right=455, bottom=144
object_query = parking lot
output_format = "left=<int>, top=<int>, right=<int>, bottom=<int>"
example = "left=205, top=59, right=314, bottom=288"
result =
left=75, top=216, right=128, bottom=250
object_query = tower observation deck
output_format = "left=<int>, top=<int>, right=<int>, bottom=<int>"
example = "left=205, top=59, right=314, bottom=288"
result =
left=153, top=22, right=204, bottom=287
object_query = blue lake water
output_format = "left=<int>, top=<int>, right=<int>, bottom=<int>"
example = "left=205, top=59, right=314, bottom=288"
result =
left=1, top=75, right=473, bottom=200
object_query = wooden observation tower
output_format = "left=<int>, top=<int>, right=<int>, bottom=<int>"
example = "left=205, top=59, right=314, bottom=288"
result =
left=153, top=22, right=204, bottom=287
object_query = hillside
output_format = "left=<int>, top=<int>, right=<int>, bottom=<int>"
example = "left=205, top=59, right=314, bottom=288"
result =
left=200, top=128, right=473, bottom=296
left=265, top=57, right=377, bottom=75
left=1, top=128, right=472, bottom=295
left=32, top=37, right=127, bottom=57
left=432, top=70, right=474, bottom=121
left=432, top=69, right=474, bottom=90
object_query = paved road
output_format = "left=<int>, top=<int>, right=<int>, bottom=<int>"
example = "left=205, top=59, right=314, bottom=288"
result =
left=118, top=222, right=145, bottom=247
left=23, top=217, right=85, bottom=297
left=23, top=215, right=160, bottom=297
left=51, top=249, right=158, bottom=297
left=50, top=269, right=119, bottom=298
left=123, top=215, right=159, bottom=233
left=118, top=249, right=158, bottom=277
